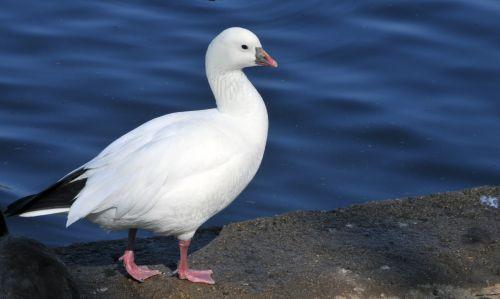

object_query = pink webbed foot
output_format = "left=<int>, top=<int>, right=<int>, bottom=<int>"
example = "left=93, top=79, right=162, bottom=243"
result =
left=177, top=239, right=215, bottom=284
left=179, top=269, right=215, bottom=284
left=119, top=250, right=162, bottom=282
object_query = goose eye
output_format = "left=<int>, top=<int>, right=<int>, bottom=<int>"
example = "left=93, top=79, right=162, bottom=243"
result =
left=241, top=45, right=248, bottom=50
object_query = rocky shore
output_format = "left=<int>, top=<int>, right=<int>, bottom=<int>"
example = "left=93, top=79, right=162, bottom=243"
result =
left=54, top=186, right=500, bottom=298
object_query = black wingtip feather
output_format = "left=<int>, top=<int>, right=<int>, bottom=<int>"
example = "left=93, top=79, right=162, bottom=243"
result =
left=5, top=168, right=88, bottom=217
left=4, top=194, right=36, bottom=217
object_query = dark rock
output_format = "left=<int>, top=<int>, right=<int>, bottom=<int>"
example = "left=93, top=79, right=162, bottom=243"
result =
left=0, top=236, right=79, bottom=299
left=0, top=211, right=7, bottom=237
left=462, top=227, right=494, bottom=245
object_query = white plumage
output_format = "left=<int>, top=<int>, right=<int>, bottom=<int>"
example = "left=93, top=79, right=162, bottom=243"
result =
left=31, top=27, right=273, bottom=239
left=11, top=27, right=277, bottom=284
left=71, top=107, right=267, bottom=240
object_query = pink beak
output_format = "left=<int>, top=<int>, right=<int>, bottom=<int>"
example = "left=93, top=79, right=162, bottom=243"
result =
left=256, top=48, right=278, bottom=68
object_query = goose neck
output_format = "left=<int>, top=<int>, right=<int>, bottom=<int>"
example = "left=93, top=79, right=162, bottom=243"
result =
left=206, top=67, right=265, bottom=117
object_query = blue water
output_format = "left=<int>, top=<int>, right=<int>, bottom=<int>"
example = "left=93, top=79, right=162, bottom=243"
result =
left=1, top=0, right=499, bottom=246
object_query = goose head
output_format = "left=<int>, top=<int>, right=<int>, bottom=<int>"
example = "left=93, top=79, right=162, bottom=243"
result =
left=206, top=27, right=278, bottom=72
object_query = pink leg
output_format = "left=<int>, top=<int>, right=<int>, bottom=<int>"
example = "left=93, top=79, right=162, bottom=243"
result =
left=177, top=239, right=215, bottom=284
left=119, top=229, right=161, bottom=282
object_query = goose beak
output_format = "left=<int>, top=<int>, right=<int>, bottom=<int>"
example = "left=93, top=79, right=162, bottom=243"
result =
left=255, top=47, right=278, bottom=68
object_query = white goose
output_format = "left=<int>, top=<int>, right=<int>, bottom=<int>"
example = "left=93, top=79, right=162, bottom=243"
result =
left=5, top=27, right=277, bottom=284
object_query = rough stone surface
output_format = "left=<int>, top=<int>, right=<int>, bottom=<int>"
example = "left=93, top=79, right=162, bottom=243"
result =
left=54, top=186, right=500, bottom=298
left=0, top=236, right=79, bottom=299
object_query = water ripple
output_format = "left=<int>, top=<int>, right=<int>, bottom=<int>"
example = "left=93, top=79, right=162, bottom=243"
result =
left=0, top=0, right=499, bottom=245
